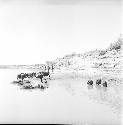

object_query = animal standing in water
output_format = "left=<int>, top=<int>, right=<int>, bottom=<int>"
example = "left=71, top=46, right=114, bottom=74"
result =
left=36, top=72, right=44, bottom=83
left=96, top=79, right=101, bottom=85
left=42, top=65, right=51, bottom=79
left=17, top=73, right=28, bottom=82
left=102, top=81, right=107, bottom=87
left=87, top=80, right=93, bottom=85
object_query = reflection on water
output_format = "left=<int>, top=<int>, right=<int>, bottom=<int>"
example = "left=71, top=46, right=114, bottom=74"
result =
left=95, top=84, right=102, bottom=90
left=87, top=84, right=121, bottom=114
left=102, top=86, right=107, bottom=92
left=87, top=85, right=93, bottom=90
left=0, top=69, right=122, bottom=124
left=9, top=69, right=122, bottom=115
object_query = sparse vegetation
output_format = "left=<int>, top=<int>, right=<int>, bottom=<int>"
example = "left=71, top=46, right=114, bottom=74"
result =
left=50, top=36, right=122, bottom=76
left=107, top=37, right=122, bottom=51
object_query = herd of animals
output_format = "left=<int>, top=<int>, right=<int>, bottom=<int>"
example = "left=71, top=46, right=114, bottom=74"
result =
left=14, top=65, right=108, bottom=90
left=87, top=79, right=107, bottom=87
left=16, top=66, right=51, bottom=89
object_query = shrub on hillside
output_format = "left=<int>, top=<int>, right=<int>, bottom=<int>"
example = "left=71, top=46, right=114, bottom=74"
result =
left=99, top=50, right=106, bottom=56
left=107, top=38, right=122, bottom=51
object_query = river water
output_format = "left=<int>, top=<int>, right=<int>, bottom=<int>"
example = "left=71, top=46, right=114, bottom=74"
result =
left=0, top=69, right=122, bottom=124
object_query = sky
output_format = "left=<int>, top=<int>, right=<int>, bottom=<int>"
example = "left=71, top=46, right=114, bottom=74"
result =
left=0, top=0, right=122, bottom=65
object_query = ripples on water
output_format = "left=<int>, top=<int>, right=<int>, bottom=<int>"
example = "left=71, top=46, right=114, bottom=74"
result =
left=0, top=69, right=122, bottom=124
left=11, top=69, right=122, bottom=114
left=86, top=84, right=122, bottom=114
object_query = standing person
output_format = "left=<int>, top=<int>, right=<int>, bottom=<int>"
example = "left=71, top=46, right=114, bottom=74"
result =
left=47, top=65, right=50, bottom=72
left=44, top=65, right=47, bottom=71
left=51, top=64, right=54, bottom=72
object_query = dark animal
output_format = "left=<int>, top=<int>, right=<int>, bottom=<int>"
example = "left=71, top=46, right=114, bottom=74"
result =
left=96, top=79, right=101, bottom=85
left=42, top=66, right=50, bottom=79
left=17, top=73, right=28, bottom=82
left=87, top=80, right=93, bottom=85
left=102, top=81, right=107, bottom=87
left=23, top=84, right=34, bottom=89
left=21, top=72, right=36, bottom=79
left=27, top=72, right=34, bottom=78
left=37, top=84, right=45, bottom=89
left=36, top=72, right=43, bottom=83
left=44, top=79, right=47, bottom=83
left=41, top=85, right=45, bottom=89
left=32, top=72, right=36, bottom=77
left=17, top=73, right=24, bottom=80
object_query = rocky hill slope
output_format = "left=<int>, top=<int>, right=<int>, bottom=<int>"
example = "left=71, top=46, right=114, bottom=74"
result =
left=51, top=36, right=123, bottom=77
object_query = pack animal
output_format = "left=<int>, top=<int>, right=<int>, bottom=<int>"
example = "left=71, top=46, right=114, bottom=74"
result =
left=36, top=72, right=43, bottom=83
left=17, top=73, right=28, bottom=82
left=96, top=79, right=101, bottom=85
left=102, top=81, right=107, bottom=87
left=42, top=66, right=50, bottom=79
left=87, top=80, right=93, bottom=85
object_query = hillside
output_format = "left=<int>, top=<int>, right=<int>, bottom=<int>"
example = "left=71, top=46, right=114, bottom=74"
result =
left=51, top=36, right=123, bottom=77
left=0, top=36, right=122, bottom=78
